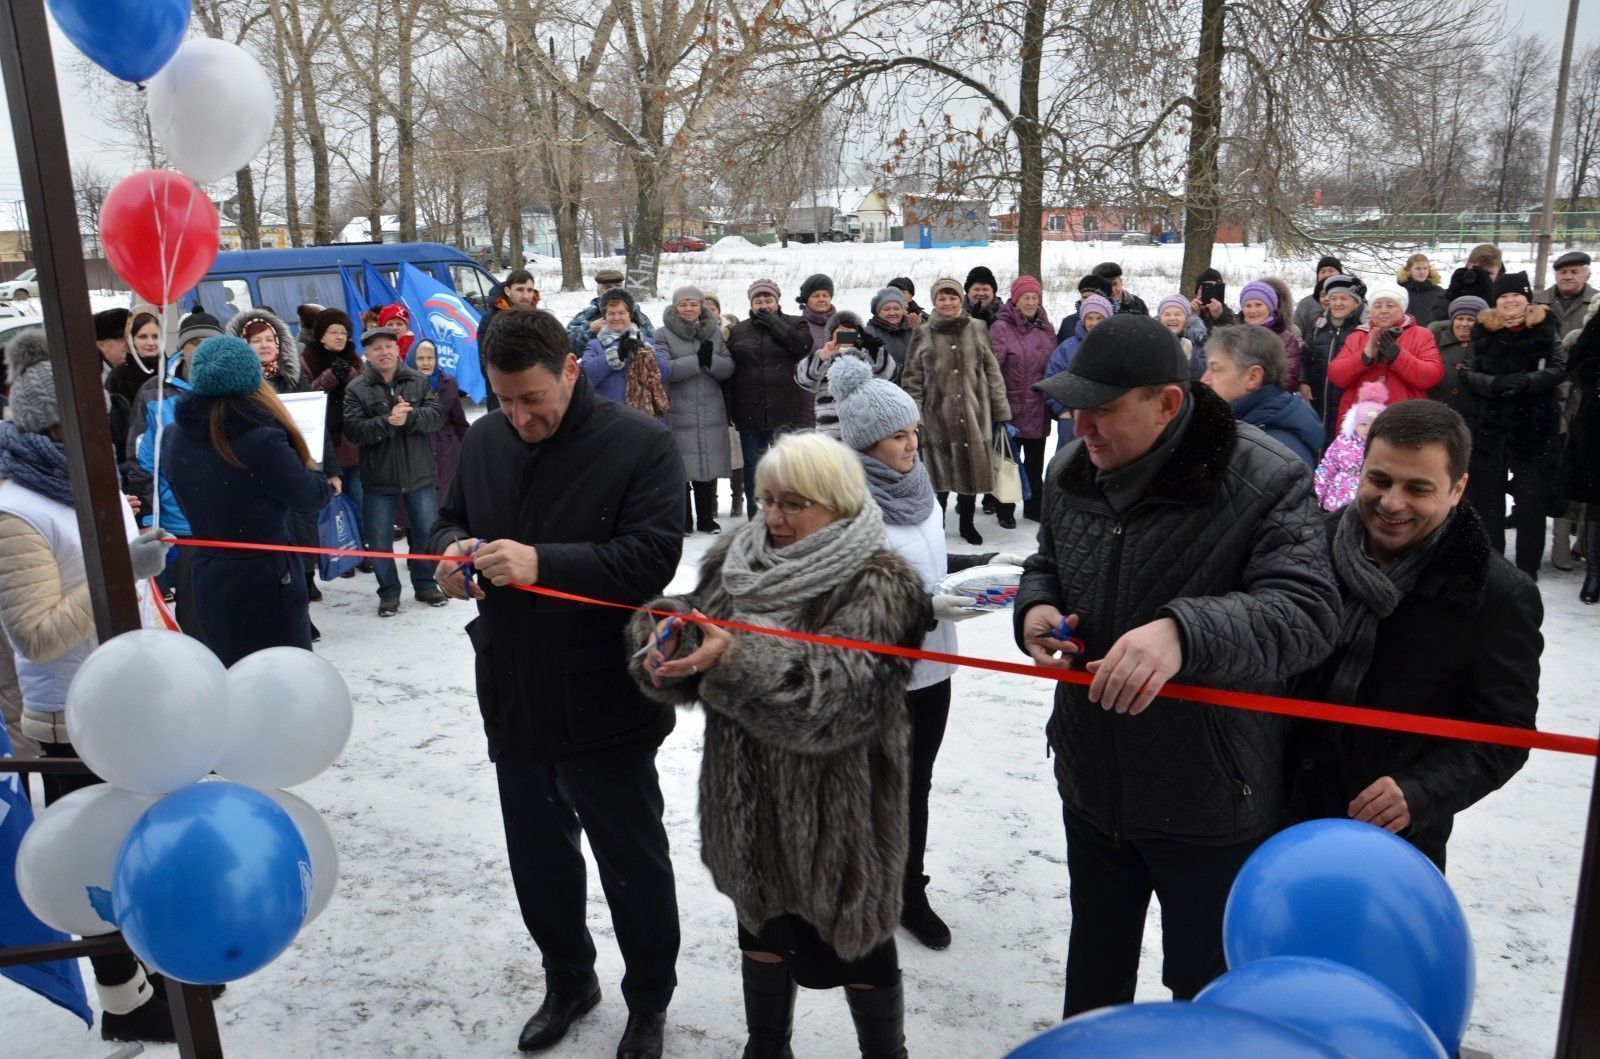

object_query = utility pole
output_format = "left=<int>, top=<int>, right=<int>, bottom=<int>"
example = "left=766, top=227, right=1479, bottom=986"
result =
left=1535, top=0, right=1582, bottom=289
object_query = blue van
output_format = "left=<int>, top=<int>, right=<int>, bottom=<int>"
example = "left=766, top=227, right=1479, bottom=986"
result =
left=176, top=242, right=501, bottom=335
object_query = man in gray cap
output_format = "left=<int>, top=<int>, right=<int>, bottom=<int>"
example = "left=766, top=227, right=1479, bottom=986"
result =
left=1536, top=250, right=1596, bottom=341
left=1010, top=314, right=1340, bottom=1018
left=567, top=266, right=655, bottom=355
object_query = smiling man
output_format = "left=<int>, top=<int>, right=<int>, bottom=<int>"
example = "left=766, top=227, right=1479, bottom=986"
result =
left=1011, top=313, right=1339, bottom=1018
left=427, top=308, right=685, bottom=1059
left=1294, top=400, right=1541, bottom=872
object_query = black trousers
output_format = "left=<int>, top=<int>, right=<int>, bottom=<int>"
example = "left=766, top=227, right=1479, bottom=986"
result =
left=1061, top=808, right=1261, bottom=1018
left=738, top=915, right=900, bottom=990
left=495, top=746, right=680, bottom=1014
left=40, top=742, right=139, bottom=987
left=1467, top=441, right=1556, bottom=574
left=904, top=679, right=952, bottom=888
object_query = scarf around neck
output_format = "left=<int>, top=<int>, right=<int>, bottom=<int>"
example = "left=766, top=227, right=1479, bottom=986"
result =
left=664, top=307, right=716, bottom=343
left=1326, top=503, right=1451, bottom=702
left=857, top=452, right=935, bottom=526
left=0, top=421, right=74, bottom=506
left=720, top=503, right=885, bottom=618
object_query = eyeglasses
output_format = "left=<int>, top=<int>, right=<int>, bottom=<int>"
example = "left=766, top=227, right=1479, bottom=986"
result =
left=752, top=494, right=814, bottom=516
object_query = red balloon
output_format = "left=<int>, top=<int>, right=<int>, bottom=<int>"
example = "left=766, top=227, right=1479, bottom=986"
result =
left=101, top=170, right=219, bottom=307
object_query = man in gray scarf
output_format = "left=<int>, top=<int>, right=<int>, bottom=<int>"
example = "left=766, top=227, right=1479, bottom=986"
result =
left=1295, top=400, right=1542, bottom=873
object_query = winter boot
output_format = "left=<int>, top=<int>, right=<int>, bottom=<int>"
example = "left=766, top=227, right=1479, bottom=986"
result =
left=98, top=967, right=176, bottom=1044
left=1583, top=522, right=1600, bottom=605
left=995, top=503, right=1018, bottom=530
left=956, top=494, right=983, bottom=546
left=740, top=956, right=798, bottom=1059
left=980, top=494, right=997, bottom=515
left=694, top=480, right=722, bottom=535
left=730, top=468, right=746, bottom=519
left=845, top=977, right=910, bottom=1059
left=1553, top=517, right=1575, bottom=571
left=1023, top=498, right=1041, bottom=522
left=900, top=876, right=951, bottom=950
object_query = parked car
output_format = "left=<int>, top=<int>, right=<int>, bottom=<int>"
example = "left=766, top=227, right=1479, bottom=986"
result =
left=0, top=269, right=39, bottom=301
left=660, top=237, right=707, bottom=253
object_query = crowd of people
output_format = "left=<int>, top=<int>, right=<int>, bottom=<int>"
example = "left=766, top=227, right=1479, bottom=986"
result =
left=0, top=238, right=1591, bottom=1054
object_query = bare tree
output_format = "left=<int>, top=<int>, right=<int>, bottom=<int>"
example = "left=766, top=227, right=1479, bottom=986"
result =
left=1486, top=35, right=1552, bottom=235
left=270, top=0, right=339, bottom=243
left=1564, top=42, right=1600, bottom=217
left=72, top=162, right=112, bottom=255
left=193, top=1, right=273, bottom=248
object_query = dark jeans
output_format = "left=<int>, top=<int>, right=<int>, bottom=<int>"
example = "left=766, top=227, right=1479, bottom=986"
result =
left=740, top=431, right=777, bottom=516
left=904, top=679, right=952, bottom=888
left=361, top=486, right=439, bottom=598
left=340, top=464, right=365, bottom=544
left=1467, top=441, right=1556, bottom=574
left=495, top=747, right=680, bottom=1014
left=40, top=742, right=139, bottom=987
left=1061, top=808, right=1261, bottom=1018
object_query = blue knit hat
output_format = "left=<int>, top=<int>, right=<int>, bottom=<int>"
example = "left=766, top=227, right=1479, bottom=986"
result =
left=189, top=335, right=263, bottom=397
left=828, top=355, right=920, bottom=451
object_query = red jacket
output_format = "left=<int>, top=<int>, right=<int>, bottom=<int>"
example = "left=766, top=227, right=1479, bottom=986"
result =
left=1328, top=318, right=1443, bottom=423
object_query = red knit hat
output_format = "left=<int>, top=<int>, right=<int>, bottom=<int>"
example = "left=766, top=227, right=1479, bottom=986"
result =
left=378, top=303, right=410, bottom=328
left=1011, top=275, right=1043, bottom=301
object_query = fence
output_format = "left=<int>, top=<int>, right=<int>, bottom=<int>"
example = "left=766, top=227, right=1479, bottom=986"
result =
left=1308, top=212, right=1600, bottom=248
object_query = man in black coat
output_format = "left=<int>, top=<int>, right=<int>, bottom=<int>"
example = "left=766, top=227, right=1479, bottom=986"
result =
left=725, top=277, right=812, bottom=485
left=1012, top=315, right=1341, bottom=1018
left=429, top=308, right=684, bottom=1059
left=1294, top=400, right=1541, bottom=872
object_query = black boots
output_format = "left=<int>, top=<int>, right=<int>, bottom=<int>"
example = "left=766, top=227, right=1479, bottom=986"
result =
left=955, top=494, right=982, bottom=545
left=617, top=1010, right=666, bottom=1059
left=995, top=504, right=1018, bottom=530
left=845, top=978, right=910, bottom=1059
left=690, top=480, right=722, bottom=534
left=1583, top=521, right=1600, bottom=605
left=518, top=981, right=601, bottom=1051
left=740, top=956, right=797, bottom=1058
left=900, top=878, right=951, bottom=950
left=730, top=468, right=746, bottom=519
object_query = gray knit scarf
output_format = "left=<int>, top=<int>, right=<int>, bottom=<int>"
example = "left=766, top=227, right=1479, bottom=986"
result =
left=599, top=324, right=639, bottom=370
left=720, top=503, right=885, bottom=618
left=857, top=452, right=935, bottom=526
left=1327, top=503, right=1450, bottom=703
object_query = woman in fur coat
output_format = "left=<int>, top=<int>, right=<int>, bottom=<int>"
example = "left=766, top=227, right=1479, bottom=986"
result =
left=900, top=276, right=1012, bottom=546
left=629, top=432, right=931, bottom=1059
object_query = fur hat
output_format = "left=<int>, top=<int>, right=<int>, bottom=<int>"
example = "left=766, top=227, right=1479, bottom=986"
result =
left=189, top=335, right=263, bottom=398
left=296, top=303, right=326, bottom=334
left=1492, top=271, right=1533, bottom=302
left=1156, top=295, right=1192, bottom=319
left=828, top=354, right=920, bottom=451
left=964, top=266, right=999, bottom=293
left=1078, top=273, right=1114, bottom=298
left=1366, top=283, right=1409, bottom=312
left=1448, top=295, right=1489, bottom=320
left=930, top=276, right=964, bottom=301
left=1010, top=275, right=1043, bottom=301
left=747, top=277, right=781, bottom=304
left=176, top=311, right=224, bottom=349
left=798, top=273, right=833, bottom=306
left=3, top=328, right=57, bottom=433
left=824, top=310, right=865, bottom=337
left=93, top=308, right=131, bottom=343
left=870, top=287, right=907, bottom=315
left=1315, top=255, right=1344, bottom=275
left=1078, top=293, right=1115, bottom=321
left=1091, top=261, right=1123, bottom=280
left=1342, top=379, right=1390, bottom=436
left=599, top=287, right=637, bottom=312
left=311, top=308, right=355, bottom=343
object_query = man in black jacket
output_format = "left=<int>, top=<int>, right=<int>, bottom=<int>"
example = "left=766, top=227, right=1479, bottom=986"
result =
left=1294, top=400, right=1540, bottom=872
left=725, top=278, right=811, bottom=492
left=1012, top=314, right=1340, bottom=1018
left=429, top=308, right=684, bottom=1059
left=343, top=328, right=445, bottom=615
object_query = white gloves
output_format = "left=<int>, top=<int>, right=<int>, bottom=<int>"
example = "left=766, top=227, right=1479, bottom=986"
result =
left=129, top=528, right=176, bottom=580
left=932, top=593, right=988, bottom=622
left=991, top=552, right=1031, bottom=567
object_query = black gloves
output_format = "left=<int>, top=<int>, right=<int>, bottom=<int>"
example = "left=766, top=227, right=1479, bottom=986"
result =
left=1491, top=374, right=1532, bottom=397
left=330, top=358, right=351, bottom=381
left=697, top=339, right=714, bottom=369
left=753, top=309, right=781, bottom=332
left=1375, top=330, right=1401, bottom=364
left=617, top=334, right=640, bottom=363
left=858, top=332, right=885, bottom=354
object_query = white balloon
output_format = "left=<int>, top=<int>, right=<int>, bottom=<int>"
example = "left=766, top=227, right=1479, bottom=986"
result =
left=213, top=648, right=352, bottom=789
left=267, top=789, right=339, bottom=926
left=15, top=784, right=159, bottom=936
left=146, top=38, right=275, bottom=185
left=66, top=630, right=230, bottom=795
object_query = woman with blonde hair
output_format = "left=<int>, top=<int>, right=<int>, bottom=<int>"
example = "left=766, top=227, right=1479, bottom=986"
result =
left=163, top=335, right=331, bottom=665
left=629, top=430, right=931, bottom=1058
left=1397, top=252, right=1447, bottom=324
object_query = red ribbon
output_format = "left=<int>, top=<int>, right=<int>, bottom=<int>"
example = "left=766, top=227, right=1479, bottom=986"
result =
left=171, top=537, right=1598, bottom=758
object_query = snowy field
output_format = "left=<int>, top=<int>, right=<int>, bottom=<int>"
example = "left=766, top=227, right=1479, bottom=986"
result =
left=3, top=240, right=1595, bottom=1057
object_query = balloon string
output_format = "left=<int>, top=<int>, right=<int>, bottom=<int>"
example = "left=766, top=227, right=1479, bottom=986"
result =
left=150, top=302, right=174, bottom=532
left=162, top=181, right=197, bottom=310
left=163, top=536, right=1600, bottom=759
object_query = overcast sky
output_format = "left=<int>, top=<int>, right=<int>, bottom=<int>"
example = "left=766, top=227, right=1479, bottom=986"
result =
left=0, top=1, right=1595, bottom=210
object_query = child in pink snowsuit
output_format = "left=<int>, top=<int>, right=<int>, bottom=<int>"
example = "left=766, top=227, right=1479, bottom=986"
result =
left=1315, top=380, right=1389, bottom=512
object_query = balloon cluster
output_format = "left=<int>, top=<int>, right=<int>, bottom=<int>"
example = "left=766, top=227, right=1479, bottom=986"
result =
left=1005, top=820, right=1474, bottom=1058
left=48, top=0, right=276, bottom=304
left=15, top=632, right=352, bottom=985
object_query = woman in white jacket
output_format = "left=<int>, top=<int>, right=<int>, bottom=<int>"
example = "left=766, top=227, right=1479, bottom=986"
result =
left=827, top=355, right=1008, bottom=952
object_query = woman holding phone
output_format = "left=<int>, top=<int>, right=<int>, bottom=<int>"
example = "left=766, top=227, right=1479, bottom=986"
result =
left=796, top=309, right=895, bottom=438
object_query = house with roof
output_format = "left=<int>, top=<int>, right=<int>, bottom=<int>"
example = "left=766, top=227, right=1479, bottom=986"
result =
left=795, top=186, right=898, bottom=242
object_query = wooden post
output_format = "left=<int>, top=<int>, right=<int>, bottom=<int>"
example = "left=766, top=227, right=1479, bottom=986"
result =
left=0, top=1, right=223, bottom=1055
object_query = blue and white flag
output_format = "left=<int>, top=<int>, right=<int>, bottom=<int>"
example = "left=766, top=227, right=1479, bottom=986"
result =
left=0, top=728, right=91, bottom=1026
left=397, top=263, right=486, bottom=403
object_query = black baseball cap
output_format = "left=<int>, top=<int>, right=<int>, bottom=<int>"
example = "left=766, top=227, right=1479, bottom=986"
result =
left=1553, top=250, right=1591, bottom=270
left=1032, top=315, right=1189, bottom=410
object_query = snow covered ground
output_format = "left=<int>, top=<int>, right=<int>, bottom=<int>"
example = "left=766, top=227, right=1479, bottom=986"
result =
left=3, top=240, right=1594, bottom=1057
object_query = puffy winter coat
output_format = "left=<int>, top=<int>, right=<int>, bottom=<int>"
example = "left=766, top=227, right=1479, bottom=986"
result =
left=122, top=363, right=192, bottom=536
left=1461, top=304, right=1566, bottom=459
left=725, top=311, right=812, bottom=432
left=1011, top=384, right=1341, bottom=844
left=1327, top=318, right=1443, bottom=424
left=1302, top=309, right=1363, bottom=441
left=627, top=529, right=931, bottom=960
left=657, top=306, right=735, bottom=480
left=342, top=363, right=445, bottom=493
left=225, top=308, right=303, bottom=395
left=901, top=314, right=1011, bottom=495
left=1293, top=504, right=1539, bottom=870
left=1230, top=385, right=1324, bottom=468
left=864, top=316, right=915, bottom=380
left=1401, top=278, right=1448, bottom=325
left=988, top=300, right=1057, bottom=439
left=1313, top=433, right=1366, bottom=511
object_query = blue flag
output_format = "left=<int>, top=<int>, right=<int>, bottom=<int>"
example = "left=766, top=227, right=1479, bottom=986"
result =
left=397, top=262, right=486, bottom=402
left=340, top=266, right=368, bottom=331
left=362, top=261, right=400, bottom=309
left=0, top=728, right=92, bottom=1026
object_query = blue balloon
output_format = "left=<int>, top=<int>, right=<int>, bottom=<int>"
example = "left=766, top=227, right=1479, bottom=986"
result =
left=113, top=782, right=310, bottom=984
left=1004, top=1001, right=1347, bottom=1058
left=47, top=0, right=191, bottom=84
left=1223, top=819, right=1474, bottom=1056
left=1198, top=956, right=1448, bottom=1059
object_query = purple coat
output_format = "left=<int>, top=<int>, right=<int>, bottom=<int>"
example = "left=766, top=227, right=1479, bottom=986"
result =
left=430, top=376, right=469, bottom=500
left=988, top=300, right=1056, bottom=439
